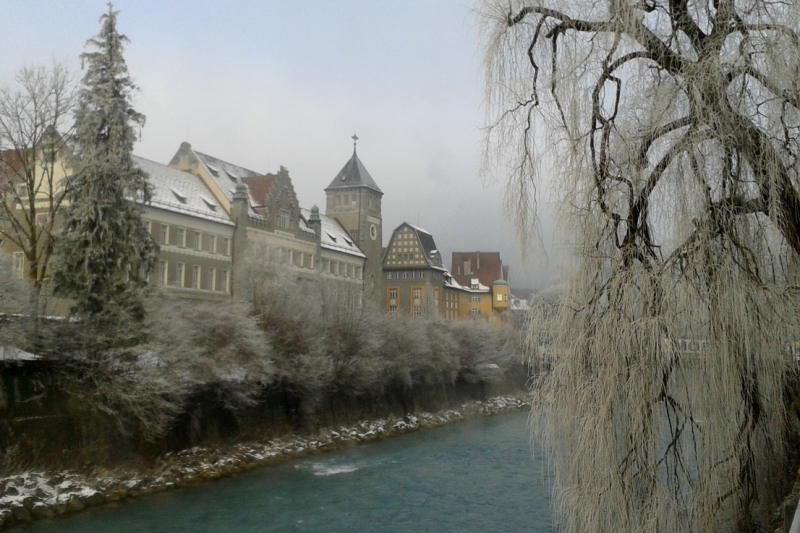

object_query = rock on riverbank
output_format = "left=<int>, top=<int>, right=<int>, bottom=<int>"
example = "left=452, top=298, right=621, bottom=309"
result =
left=0, top=394, right=530, bottom=529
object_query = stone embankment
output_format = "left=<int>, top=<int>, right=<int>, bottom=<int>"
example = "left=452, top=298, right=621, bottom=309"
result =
left=0, top=394, right=529, bottom=529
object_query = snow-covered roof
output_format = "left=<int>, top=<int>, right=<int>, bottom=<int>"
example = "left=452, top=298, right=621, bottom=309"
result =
left=325, top=149, right=382, bottom=194
left=133, top=156, right=234, bottom=226
left=300, top=208, right=366, bottom=259
left=469, top=278, right=491, bottom=291
left=443, top=271, right=463, bottom=290
left=192, top=151, right=264, bottom=219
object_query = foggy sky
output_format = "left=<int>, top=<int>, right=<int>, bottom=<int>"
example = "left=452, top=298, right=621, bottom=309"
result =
left=1, top=0, right=558, bottom=290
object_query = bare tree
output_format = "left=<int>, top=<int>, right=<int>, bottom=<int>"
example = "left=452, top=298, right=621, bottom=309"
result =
left=0, top=63, right=74, bottom=316
left=481, top=1, right=800, bottom=531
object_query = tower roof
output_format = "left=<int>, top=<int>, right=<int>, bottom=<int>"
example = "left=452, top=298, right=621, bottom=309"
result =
left=325, top=149, right=382, bottom=195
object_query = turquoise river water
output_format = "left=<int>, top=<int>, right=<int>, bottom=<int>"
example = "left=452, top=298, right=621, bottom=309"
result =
left=14, top=411, right=552, bottom=532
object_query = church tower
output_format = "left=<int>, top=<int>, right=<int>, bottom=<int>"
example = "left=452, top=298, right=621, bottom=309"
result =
left=325, top=135, right=383, bottom=295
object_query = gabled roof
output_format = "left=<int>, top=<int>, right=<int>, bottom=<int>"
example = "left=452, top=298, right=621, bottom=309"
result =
left=384, top=222, right=445, bottom=271
left=132, top=156, right=234, bottom=226
left=300, top=208, right=366, bottom=259
left=325, top=149, right=382, bottom=195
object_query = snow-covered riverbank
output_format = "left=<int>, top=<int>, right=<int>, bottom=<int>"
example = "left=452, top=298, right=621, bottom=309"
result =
left=0, top=394, right=530, bottom=528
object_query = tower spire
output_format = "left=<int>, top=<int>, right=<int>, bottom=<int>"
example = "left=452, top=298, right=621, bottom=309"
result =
left=351, top=133, right=359, bottom=153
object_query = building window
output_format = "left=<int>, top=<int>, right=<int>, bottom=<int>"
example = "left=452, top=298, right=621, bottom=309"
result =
left=386, top=272, right=391, bottom=279
left=176, top=263, right=185, bottom=288
left=278, top=210, right=291, bottom=230
left=389, top=288, right=398, bottom=300
left=144, top=219, right=152, bottom=235
left=288, top=249, right=294, bottom=265
left=160, top=224, right=169, bottom=245
left=464, top=260, right=472, bottom=275
left=470, top=309, right=481, bottom=316
left=389, top=306, right=397, bottom=316
left=159, top=260, right=168, bottom=286
left=299, top=252, right=304, bottom=268
left=310, top=254, right=315, bottom=270
left=192, top=265, right=201, bottom=289
left=209, top=267, right=216, bottom=291
left=194, top=231, right=202, bottom=251
left=355, top=266, right=361, bottom=279
left=16, top=184, right=28, bottom=199
left=209, top=234, right=217, bottom=254
left=12, top=252, right=24, bottom=279
left=223, top=237, right=231, bottom=256
left=470, top=295, right=480, bottom=303
left=411, top=287, right=423, bottom=317
left=434, top=288, right=440, bottom=309
left=223, top=269, right=230, bottom=293
left=333, top=261, right=339, bottom=275
left=177, top=228, right=186, bottom=247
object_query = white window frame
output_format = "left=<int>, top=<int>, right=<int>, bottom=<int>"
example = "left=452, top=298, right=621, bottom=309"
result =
left=209, top=267, right=216, bottom=291
left=209, top=234, right=217, bottom=254
left=194, top=231, right=202, bottom=251
left=159, top=260, right=168, bottom=286
left=161, top=224, right=169, bottom=245
left=177, top=262, right=185, bottom=288
left=177, top=227, right=186, bottom=248
left=223, top=269, right=230, bottom=293
left=223, top=237, right=231, bottom=256
left=192, top=265, right=201, bottom=289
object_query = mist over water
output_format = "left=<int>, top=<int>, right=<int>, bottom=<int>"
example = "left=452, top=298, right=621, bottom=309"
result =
left=17, top=411, right=551, bottom=533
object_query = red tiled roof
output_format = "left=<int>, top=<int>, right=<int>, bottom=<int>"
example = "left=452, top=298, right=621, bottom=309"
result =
left=241, top=174, right=277, bottom=207
left=451, top=251, right=505, bottom=288
left=0, top=149, right=27, bottom=177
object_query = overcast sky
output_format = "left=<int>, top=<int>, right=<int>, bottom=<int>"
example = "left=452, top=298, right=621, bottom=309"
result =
left=1, top=0, right=557, bottom=290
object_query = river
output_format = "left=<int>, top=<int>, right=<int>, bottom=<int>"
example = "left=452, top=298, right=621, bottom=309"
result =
left=14, top=411, right=552, bottom=532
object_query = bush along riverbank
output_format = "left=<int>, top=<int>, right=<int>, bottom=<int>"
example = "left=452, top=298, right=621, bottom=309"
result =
left=0, top=394, right=529, bottom=528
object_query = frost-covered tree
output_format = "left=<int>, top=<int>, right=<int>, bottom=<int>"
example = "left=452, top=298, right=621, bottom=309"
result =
left=480, top=0, right=800, bottom=531
left=0, top=63, right=74, bottom=316
left=53, top=5, right=157, bottom=327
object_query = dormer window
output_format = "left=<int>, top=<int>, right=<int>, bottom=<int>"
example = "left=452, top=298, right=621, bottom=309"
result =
left=201, top=196, right=217, bottom=211
left=170, top=187, right=187, bottom=204
left=206, top=163, right=219, bottom=176
left=224, top=169, right=238, bottom=182
left=327, top=232, right=337, bottom=243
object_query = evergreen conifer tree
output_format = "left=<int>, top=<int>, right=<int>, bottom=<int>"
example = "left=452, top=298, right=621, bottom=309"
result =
left=53, top=4, right=157, bottom=327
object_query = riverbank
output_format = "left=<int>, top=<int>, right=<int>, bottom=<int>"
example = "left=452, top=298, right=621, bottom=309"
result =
left=0, top=394, right=530, bottom=529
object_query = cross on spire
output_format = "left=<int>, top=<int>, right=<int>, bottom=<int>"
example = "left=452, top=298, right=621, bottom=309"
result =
left=352, top=133, right=359, bottom=152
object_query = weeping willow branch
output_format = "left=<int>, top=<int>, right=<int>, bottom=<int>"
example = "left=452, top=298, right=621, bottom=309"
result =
left=480, top=0, right=800, bottom=531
